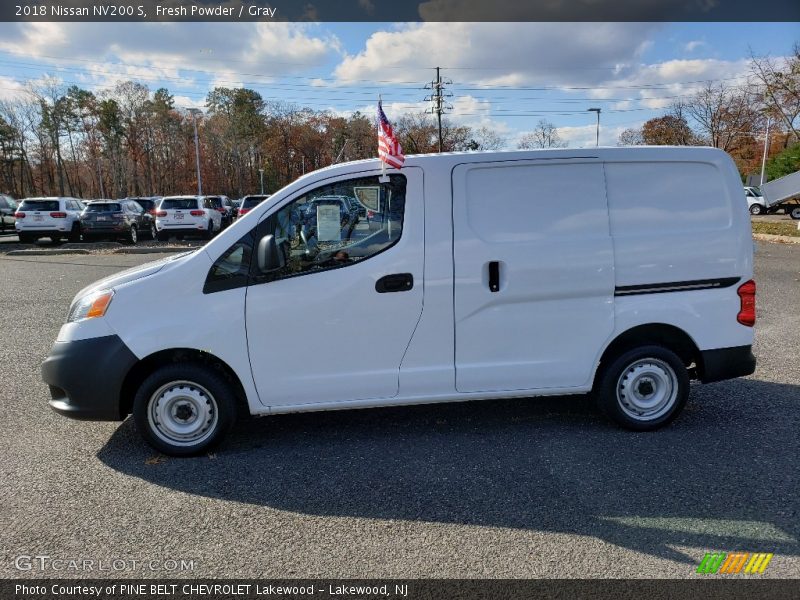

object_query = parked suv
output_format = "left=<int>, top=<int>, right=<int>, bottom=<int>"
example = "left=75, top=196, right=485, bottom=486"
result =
left=14, top=197, right=83, bottom=243
left=204, top=195, right=234, bottom=228
left=80, top=200, right=156, bottom=244
left=125, top=196, right=162, bottom=219
left=0, top=195, right=18, bottom=233
left=155, top=196, right=222, bottom=241
left=238, top=194, right=270, bottom=217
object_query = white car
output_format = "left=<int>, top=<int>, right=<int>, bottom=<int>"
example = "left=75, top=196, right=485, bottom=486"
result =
left=43, top=147, right=755, bottom=456
left=15, top=197, right=84, bottom=243
left=744, top=186, right=767, bottom=215
left=154, top=195, right=222, bottom=241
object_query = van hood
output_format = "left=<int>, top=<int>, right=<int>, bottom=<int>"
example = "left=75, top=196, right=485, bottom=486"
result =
left=72, top=250, right=196, bottom=302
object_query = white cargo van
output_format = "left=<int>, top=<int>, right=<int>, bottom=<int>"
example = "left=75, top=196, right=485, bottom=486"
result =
left=42, top=148, right=756, bottom=455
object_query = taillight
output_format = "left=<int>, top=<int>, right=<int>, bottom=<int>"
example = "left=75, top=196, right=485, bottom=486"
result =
left=190, top=210, right=205, bottom=216
left=737, top=279, right=756, bottom=327
left=217, top=208, right=226, bottom=213
left=50, top=212, right=67, bottom=218
left=14, top=212, right=25, bottom=218
left=367, top=210, right=374, bottom=218
left=156, top=210, right=167, bottom=217
left=239, top=208, right=249, bottom=215
left=148, top=209, right=156, bottom=215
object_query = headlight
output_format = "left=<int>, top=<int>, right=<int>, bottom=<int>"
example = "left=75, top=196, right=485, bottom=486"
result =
left=67, top=290, right=114, bottom=323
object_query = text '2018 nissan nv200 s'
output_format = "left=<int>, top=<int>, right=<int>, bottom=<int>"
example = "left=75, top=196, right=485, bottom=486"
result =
left=42, top=148, right=756, bottom=455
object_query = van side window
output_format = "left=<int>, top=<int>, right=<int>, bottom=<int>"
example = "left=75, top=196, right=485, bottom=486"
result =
left=203, top=231, right=256, bottom=294
left=259, top=174, right=406, bottom=282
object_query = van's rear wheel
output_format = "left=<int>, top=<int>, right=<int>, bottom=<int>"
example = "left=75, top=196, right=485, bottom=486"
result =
left=594, top=345, right=689, bottom=431
left=790, top=206, right=800, bottom=220
left=133, top=364, right=236, bottom=456
left=749, top=204, right=763, bottom=215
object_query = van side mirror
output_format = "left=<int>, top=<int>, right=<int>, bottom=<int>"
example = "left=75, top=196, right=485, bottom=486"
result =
left=257, top=234, right=284, bottom=273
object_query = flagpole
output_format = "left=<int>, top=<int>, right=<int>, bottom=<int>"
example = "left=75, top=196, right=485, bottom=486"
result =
left=378, top=94, right=389, bottom=183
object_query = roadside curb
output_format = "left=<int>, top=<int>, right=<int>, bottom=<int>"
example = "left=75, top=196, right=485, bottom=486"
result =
left=753, top=233, right=800, bottom=244
left=5, top=246, right=195, bottom=257
left=112, top=246, right=196, bottom=254
left=6, top=249, right=91, bottom=256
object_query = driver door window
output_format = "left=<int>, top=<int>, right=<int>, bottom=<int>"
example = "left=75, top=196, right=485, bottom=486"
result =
left=262, top=174, right=406, bottom=281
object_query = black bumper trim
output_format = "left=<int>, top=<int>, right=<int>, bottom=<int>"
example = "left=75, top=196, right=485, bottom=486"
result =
left=700, top=345, right=756, bottom=384
left=42, top=334, right=138, bottom=421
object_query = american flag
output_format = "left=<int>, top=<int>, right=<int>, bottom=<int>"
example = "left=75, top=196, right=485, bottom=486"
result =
left=377, top=100, right=405, bottom=169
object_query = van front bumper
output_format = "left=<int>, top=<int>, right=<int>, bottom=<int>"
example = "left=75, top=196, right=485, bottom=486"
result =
left=700, top=345, right=756, bottom=383
left=42, top=335, right=138, bottom=421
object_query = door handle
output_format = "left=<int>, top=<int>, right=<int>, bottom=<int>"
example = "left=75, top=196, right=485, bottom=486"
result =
left=376, top=273, right=414, bottom=293
left=488, top=261, right=500, bottom=292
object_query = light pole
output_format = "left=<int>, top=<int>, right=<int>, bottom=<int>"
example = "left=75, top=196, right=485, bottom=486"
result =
left=588, top=108, right=601, bottom=147
left=187, top=108, right=203, bottom=196
left=259, top=168, right=265, bottom=194
left=760, top=116, right=771, bottom=187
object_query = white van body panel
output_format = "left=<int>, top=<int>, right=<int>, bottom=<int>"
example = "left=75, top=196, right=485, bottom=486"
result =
left=452, top=159, right=614, bottom=392
left=51, top=147, right=754, bottom=421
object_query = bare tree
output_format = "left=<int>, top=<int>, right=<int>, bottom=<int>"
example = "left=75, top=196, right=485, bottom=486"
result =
left=518, top=119, right=567, bottom=149
left=750, top=44, right=800, bottom=142
left=683, top=82, right=759, bottom=152
left=618, top=127, right=644, bottom=146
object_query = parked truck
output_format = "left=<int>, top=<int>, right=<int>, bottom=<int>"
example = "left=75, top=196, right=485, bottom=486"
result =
left=761, top=169, right=800, bottom=219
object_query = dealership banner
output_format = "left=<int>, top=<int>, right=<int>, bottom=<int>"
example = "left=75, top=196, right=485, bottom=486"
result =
left=4, top=579, right=800, bottom=600
left=2, top=0, right=799, bottom=22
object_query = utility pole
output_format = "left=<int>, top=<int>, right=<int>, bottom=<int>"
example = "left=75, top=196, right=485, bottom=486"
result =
left=425, top=67, right=452, bottom=152
left=259, top=168, right=265, bottom=194
left=187, top=108, right=203, bottom=196
left=760, top=116, right=771, bottom=186
left=588, top=108, right=601, bottom=147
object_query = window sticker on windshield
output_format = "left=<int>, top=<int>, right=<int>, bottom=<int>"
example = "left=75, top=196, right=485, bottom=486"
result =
left=354, top=186, right=380, bottom=212
left=317, top=204, right=342, bottom=241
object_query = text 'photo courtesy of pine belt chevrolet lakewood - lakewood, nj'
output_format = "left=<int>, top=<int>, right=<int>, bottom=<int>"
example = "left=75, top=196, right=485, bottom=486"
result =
left=41, top=146, right=756, bottom=456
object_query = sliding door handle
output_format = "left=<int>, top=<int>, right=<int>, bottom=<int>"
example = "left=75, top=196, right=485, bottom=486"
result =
left=488, top=261, right=500, bottom=292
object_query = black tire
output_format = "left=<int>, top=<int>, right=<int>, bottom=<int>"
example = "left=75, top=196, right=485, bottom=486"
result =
left=132, top=363, right=237, bottom=456
left=749, top=204, right=764, bottom=215
left=83, top=233, right=94, bottom=243
left=594, top=345, right=689, bottom=431
left=68, top=223, right=81, bottom=242
left=790, top=207, right=800, bottom=220
left=127, top=225, right=138, bottom=245
left=156, top=231, right=168, bottom=242
left=148, top=222, right=157, bottom=240
left=18, top=233, right=34, bottom=243
left=203, top=221, right=213, bottom=240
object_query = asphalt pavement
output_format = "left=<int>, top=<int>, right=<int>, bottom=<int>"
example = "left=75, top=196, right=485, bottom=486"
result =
left=1, top=243, right=798, bottom=579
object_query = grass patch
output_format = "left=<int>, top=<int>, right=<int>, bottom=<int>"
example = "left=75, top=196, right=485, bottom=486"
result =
left=752, top=220, right=800, bottom=238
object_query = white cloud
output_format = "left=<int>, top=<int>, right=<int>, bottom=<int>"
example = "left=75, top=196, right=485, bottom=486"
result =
left=0, top=21, right=341, bottom=95
left=334, top=23, right=659, bottom=87
left=684, top=40, right=706, bottom=53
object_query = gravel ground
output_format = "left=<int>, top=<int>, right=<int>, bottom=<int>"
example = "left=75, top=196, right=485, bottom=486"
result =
left=0, top=243, right=798, bottom=579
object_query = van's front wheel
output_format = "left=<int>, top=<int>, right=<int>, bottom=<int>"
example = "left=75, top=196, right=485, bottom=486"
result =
left=133, top=364, right=237, bottom=456
left=594, top=345, right=689, bottom=431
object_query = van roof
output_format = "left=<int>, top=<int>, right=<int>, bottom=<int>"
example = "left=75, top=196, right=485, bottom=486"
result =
left=306, top=146, right=729, bottom=177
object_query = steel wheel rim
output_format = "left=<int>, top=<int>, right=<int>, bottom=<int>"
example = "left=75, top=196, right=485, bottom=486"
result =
left=616, top=358, right=678, bottom=421
left=147, top=380, right=218, bottom=446
left=131, top=227, right=137, bottom=243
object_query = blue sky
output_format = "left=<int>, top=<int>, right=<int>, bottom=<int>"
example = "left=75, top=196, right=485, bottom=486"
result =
left=0, top=21, right=796, bottom=147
